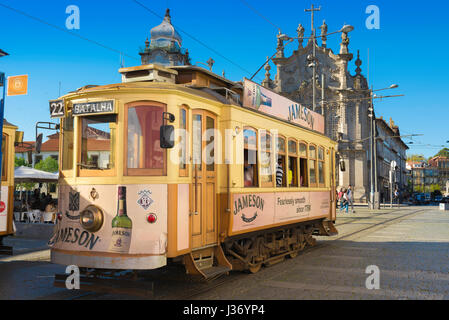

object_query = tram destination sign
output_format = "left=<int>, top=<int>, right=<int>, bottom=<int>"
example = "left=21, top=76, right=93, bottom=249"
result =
left=243, top=79, right=325, bottom=134
left=73, top=100, right=115, bottom=116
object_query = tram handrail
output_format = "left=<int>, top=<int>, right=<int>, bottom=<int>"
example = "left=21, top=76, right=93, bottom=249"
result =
left=77, top=163, right=105, bottom=170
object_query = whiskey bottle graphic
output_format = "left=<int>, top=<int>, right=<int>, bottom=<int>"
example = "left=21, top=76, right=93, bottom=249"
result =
left=109, top=186, right=133, bottom=253
left=253, top=86, right=272, bottom=109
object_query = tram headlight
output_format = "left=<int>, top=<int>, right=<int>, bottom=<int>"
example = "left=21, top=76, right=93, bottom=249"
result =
left=80, top=205, right=104, bottom=233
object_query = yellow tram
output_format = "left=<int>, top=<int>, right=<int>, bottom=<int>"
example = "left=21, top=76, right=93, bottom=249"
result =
left=48, top=62, right=338, bottom=278
left=0, top=120, right=19, bottom=251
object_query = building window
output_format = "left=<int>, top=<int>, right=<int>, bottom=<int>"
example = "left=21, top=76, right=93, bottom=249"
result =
left=90, top=155, right=99, bottom=167
left=244, top=128, right=258, bottom=187
left=126, top=102, right=165, bottom=176
left=299, top=142, right=308, bottom=187
left=288, top=139, right=298, bottom=187
left=35, top=155, right=43, bottom=164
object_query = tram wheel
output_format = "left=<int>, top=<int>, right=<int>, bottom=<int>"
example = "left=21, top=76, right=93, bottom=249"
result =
left=288, top=250, right=299, bottom=259
left=248, top=263, right=262, bottom=274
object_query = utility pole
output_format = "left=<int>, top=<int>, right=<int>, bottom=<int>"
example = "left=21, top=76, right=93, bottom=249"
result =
left=373, top=86, right=379, bottom=209
left=0, top=50, right=9, bottom=205
left=305, top=4, right=321, bottom=112
left=321, top=74, right=325, bottom=117
left=369, top=98, right=374, bottom=209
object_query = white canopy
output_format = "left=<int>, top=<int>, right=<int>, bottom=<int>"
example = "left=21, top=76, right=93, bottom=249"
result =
left=14, top=166, right=59, bottom=183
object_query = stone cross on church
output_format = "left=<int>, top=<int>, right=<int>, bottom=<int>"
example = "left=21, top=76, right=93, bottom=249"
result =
left=264, top=7, right=372, bottom=202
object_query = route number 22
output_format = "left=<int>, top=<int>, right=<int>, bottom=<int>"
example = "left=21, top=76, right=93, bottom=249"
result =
left=50, top=100, right=65, bottom=118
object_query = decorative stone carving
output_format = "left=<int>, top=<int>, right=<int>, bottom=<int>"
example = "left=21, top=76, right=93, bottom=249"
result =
left=340, top=31, right=350, bottom=54
left=262, top=57, right=273, bottom=88
left=271, top=19, right=372, bottom=202
left=297, top=24, right=305, bottom=48
left=320, top=20, right=328, bottom=48
left=276, top=31, right=285, bottom=58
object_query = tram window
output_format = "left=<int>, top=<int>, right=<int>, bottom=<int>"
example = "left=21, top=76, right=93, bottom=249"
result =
left=299, top=142, right=308, bottom=187
left=243, top=128, right=258, bottom=188
left=318, top=147, right=325, bottom=186
left=62, top=114, right=74, bottom=171
left=193, top=114, right=202, bottom=171
left=81, top=115, right=116, bottom=171
left=260, top=131, right=273, bottom=187
left=206, top=116, right=215, bottom=172
left=179, top=107, right=188, bottom=176
left=309, top=145, right=317, bottom=186
left=2, top=135, right=7, bottom=181
left=276, top=136, right=286, bottom=187
left=288, top=140, right=298, bottom=187
left=127, top=105, right=164, bottom=175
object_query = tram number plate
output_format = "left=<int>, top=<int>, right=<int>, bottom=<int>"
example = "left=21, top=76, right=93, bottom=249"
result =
left=50, top=100, right=65, bottom=118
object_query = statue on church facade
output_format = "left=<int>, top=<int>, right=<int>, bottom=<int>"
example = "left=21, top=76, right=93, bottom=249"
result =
left=276, top=31, right=285, bottom=58
left=320, top=20, right=328, bottom=47
left=340, top=30, right=350, bottom=54
left=297, top=24, right=305, bottom=48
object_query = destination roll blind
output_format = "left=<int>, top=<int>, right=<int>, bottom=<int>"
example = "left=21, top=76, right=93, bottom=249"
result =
left=73, top=100, right=115, bottom=116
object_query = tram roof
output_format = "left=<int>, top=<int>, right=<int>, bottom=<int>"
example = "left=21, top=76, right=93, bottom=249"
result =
left=3, top=119, right=18, bottom=129
left=67, top=81, right=238, bottom=106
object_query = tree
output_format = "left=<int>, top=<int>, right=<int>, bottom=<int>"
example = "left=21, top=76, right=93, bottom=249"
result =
left=434, top=148, right=449, bottom=158
left=35, top=157, right=59, bottom=173
left=407, top=154, right=425, bottom=162
left=15, top=156, right=31, bottom=168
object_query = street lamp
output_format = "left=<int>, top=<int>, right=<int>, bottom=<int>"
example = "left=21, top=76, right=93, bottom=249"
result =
left=369, top=83, right=399, bottom=210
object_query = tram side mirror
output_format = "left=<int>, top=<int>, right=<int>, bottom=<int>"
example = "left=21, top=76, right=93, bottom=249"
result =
left=339, top=160, right=346, bottom=172
left=160, top=125, right=175, bottom=149
left=14, top=131, right=24, bottom=147
left=35, top=133, right=43, bottom=154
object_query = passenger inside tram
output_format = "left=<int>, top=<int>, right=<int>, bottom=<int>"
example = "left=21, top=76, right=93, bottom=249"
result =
left=276, top=156, right=285, bottom=187
left=244, top=149, right=256, bottom=187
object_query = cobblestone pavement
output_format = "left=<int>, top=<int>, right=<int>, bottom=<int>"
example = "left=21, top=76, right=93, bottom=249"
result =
left=192, top=206, right=449, bottom=300
left=1, top=206, right=448, bottom=300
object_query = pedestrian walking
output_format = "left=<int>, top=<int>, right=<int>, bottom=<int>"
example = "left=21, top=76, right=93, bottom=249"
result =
left=347, top=185, right=355, bottom=213
left=394, top=189, right=400, bottom=207
left=339, top=188, right=349, bottom=213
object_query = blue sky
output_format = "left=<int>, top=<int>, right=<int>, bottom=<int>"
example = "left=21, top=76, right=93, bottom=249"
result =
left=1, top=0, right=448, bottom=157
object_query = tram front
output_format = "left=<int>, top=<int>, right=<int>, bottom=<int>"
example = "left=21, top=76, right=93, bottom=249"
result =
left=49, top=83, right=183, bottom=271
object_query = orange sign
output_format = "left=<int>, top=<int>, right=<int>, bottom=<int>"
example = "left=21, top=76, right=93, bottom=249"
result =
left=7, top=75, right=28, bottom=96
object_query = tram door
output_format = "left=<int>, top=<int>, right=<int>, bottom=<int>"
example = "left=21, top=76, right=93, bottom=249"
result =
left=191, top=110, right=217, bottom=249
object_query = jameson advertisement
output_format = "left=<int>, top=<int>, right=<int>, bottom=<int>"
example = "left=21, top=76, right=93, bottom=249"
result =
left=243, top=78, right=325, bottom=134
left=50, top=184, right=168, bottom=255
left=232, top=191, right=330, bottom=233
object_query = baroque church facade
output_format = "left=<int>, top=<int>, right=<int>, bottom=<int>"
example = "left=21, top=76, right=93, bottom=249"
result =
left=137, top=9, right=374, bottom=202
left=264, top=22, right=372, bottom=202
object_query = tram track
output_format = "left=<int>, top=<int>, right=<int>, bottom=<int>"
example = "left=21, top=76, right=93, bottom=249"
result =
left=334, top=207, right=425, bottom=242
left=334, top=207, right=405, bottom=228
left=45, top=207, right=426, bottom=300
left=163, top=207, right=427, bottom=300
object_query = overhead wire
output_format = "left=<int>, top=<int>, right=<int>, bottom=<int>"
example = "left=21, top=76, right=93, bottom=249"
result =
left=237, top=0, right=282, bottom=32
left=131, top=0, right=258, bottom=80
left=0, top=2, right=139, bottom=62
